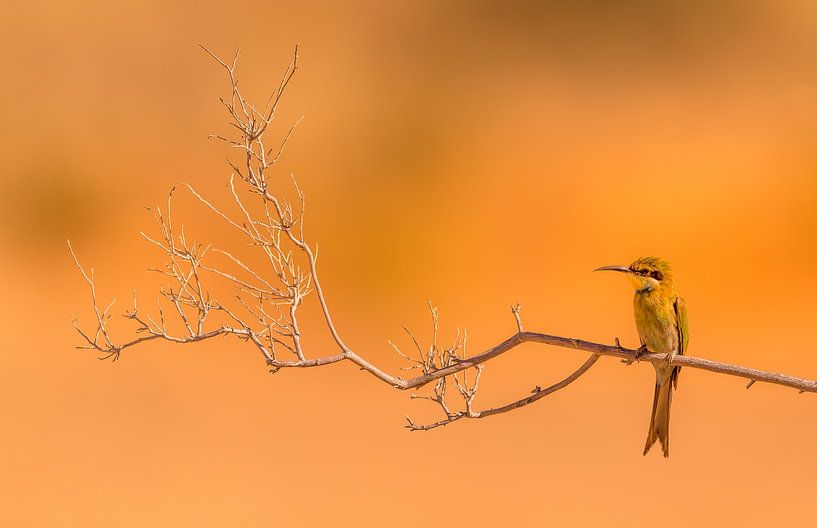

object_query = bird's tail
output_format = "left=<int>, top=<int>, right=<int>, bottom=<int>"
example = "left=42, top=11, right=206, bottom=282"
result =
left=643, top=375, right=673, bottom=458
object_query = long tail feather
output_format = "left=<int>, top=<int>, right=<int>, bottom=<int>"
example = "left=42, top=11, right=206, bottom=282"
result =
left=643, top=376, right=672, bottom=458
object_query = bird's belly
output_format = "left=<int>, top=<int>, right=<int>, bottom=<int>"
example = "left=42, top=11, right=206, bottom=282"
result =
left=636, top=315, right=678, bottom=385
left=637, top=322, right=677, bottom=355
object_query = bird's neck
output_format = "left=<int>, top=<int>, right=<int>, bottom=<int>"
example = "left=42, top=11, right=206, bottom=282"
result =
left=635, top=283, right=675, bottom=303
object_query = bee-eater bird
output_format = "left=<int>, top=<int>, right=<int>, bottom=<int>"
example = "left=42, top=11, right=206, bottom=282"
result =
left=595, top=257, right=689, bottom=458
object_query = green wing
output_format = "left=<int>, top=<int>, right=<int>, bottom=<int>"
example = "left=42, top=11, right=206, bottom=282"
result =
left=672, top=296, right=689, bottom=389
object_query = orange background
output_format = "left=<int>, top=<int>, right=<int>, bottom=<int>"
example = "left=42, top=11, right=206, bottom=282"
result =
left=2, top=1, right=817, bottom=525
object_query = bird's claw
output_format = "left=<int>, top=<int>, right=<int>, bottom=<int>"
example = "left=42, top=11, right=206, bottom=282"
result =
left=622, top=345, right=648, bottom=365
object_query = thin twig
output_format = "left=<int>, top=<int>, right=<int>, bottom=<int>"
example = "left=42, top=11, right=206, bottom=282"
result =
left=511, top=303, right=523, bottom=333
left=406, top=354, right=600, bottom=430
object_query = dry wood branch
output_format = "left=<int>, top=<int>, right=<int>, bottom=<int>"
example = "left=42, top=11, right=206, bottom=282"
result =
left=69, top=46, right=817, bottom=441
left=406, top=353, right=600, bottom=430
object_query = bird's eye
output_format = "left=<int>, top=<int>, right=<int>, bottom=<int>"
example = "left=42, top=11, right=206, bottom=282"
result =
left=650, top=271, right=663, bottom=281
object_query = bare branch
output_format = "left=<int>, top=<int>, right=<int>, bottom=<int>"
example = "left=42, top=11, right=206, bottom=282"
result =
left=406, top=353, right=601, bottom=430
left=69, top=45, right=817, bottom=449
left=68, top=240, right=116, bottom=351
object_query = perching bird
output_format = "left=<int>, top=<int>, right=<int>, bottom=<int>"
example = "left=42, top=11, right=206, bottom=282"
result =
left=595, top=257, right=688, bottom=458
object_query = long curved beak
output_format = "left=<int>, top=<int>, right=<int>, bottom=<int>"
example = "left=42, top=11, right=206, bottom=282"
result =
left=594, top=265, right=632, bottom=274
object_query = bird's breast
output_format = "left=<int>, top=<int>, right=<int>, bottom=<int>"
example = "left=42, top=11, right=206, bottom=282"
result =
left=633, top=292, right=679, bottom=355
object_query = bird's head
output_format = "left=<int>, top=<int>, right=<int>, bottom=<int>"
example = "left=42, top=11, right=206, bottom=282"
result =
left=594, top=256, right=674, bottom=293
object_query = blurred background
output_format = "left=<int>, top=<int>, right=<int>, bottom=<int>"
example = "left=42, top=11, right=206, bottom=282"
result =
left=2, top=0, right=817, bottom=525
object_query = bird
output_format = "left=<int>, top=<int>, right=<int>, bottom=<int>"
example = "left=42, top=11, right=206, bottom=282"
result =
left=595, top=257, right=689, bottom=458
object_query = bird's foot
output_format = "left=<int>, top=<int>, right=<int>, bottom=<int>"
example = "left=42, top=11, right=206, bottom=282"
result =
left=622, top=345, right=648, bottom=365
left=665, top=351, right=677, bottom=365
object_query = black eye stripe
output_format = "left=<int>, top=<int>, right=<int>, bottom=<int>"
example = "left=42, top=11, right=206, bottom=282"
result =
left=630, top=268, right=663, bottom=280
